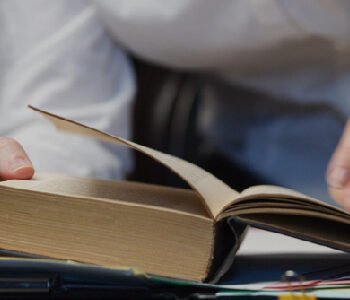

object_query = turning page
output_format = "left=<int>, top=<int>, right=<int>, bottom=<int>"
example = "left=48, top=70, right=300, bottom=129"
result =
left=29, top=106, right=238, bottom=219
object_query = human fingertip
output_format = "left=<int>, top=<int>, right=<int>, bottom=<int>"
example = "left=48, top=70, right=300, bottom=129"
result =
left=344, top=199, right=350, bottom=212
left=327, top=167, right=350, bottom=188
left=1, top=156, right=34, bottom=180
left=12, top=166, right=35, bottom=180
left=8, top=157, right=32, bottom=172
left=342, top=188, right=350, bottom=212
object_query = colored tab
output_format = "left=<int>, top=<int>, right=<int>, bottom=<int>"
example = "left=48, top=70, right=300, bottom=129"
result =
left=279, top=293, right=316, bottom=300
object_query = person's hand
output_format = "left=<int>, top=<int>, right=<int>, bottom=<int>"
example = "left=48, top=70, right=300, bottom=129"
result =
left=327, top=121, right=350, bottom=211
left=0, top=137, right=34, bottom=180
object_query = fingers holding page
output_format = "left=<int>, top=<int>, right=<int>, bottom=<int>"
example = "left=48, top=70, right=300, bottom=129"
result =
left=327, top=120, right=350, bottom=210
left=0, top=137, right=34, bottom=180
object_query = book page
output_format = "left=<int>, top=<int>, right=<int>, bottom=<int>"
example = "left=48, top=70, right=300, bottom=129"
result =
left=0, top=173, right=209, bottom=217
left=215, top=185, right=350, bottom=253
left=241, top=185, right=309, bottom=199
left=235, top=213, right=350, bottom=252
left=236, top=185, right=347, bottom=214
left=0, top=180, right=214, bottom=281
left=29, top=106, right=238, bottom=219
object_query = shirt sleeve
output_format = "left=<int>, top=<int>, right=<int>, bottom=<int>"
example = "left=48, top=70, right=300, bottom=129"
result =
left=0, top=0, right=136, bottom=180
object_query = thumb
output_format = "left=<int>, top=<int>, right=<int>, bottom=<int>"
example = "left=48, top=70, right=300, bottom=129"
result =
left=0, top=137, right=34, bottom=180
left=327, top=120, right=350, bottom=210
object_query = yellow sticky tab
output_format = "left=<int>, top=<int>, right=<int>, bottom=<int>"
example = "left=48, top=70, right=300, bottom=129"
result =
left=279, top=294, right=316, bottom=300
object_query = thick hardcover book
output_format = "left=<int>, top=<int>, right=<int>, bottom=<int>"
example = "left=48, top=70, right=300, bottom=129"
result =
left=0, top=106, right=349, bottom=283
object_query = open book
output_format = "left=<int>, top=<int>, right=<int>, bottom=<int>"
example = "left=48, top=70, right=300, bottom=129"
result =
left=0, top=106, right=349, bottom=283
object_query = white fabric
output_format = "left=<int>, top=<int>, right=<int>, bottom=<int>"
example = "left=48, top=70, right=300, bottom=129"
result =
left=0, top=0, right=135, bottom=179
left=1, top=0, right=350, bottom=204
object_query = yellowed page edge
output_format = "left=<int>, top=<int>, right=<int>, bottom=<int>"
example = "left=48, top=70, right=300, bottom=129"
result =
left=237, top=185, right=348, bottom=215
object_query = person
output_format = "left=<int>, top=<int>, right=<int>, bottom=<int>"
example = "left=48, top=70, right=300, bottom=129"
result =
left=1, top=0, right=350, bottom=210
